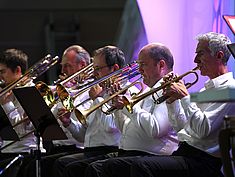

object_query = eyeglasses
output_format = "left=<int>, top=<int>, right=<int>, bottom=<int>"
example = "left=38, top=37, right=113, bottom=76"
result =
left=136, top=61, right=147, bottom=67
left=93, top=65, right=112, bottom=72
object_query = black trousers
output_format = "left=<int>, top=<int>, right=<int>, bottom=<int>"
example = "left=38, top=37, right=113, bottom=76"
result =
left=64, top=149, right=150, bottom=177
left=53, top=146, right=119, bottom=177
left=84, top=150, right=152, bottom=177
left=23, top=146, right=84, bottom=177
left=86, top=142, right=224, bottom=177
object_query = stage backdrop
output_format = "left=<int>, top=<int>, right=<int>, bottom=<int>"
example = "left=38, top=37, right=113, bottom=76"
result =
left=137, top=0, right=235, bottom=92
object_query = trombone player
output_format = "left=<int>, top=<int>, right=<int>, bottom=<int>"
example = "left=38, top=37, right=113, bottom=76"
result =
left=52, top=45, right=131, bottom=177
left=23, top=45, right=93, bottom=177
left=85, top=43, right=179, bottom=177
left=49, top=45, right=92, bottom=154
left=0, top=49, right=44, bottom=176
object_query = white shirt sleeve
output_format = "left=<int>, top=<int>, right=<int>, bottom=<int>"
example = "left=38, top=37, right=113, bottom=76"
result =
left=93, top=97, right=120, bottom=133
left=66, top=112, right=86, bottom=142
left=180, top=95, right=232, bottom=139
left=166, top=99, right=188, bottom=132
left=122, top=98, right=171, bottom=138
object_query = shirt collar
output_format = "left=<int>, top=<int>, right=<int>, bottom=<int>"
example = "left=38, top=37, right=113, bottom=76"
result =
left=152, top=78, right=164, bottom=89
left=204, top=72, right=233, bottom=89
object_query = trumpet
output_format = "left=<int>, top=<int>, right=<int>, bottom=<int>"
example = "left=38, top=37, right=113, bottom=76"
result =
left=122, top=66, right=199, bottom=113
left=0, top=54, right=59, bottom=98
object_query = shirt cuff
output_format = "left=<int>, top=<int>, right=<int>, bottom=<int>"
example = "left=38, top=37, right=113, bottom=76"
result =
left=180, top=95, right=191, bottom=111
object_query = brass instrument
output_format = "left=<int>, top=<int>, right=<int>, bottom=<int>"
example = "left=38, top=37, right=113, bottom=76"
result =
left=0, top=54, right=60, bottom=150
left=35, top=81, right=56, bottom=108
left=0, top=80, right=6, bottom=88
left=57, top=62, right=141, bottom=125
left=0, top=54, right=59, bottom=98
left=56, top=62, right=139, bottom=105
left=60, top=63, right=94, bottom=87
left=74, top=78, right=143, bottom=125
left=123, top=66, right=199, bottom=113
left=35, top=63, right=94, bottom=108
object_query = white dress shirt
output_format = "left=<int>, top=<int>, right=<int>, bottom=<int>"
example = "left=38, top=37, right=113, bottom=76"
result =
left=116, top=79, right=179, bottom=155
left=51, top=90, right=92, bottom=148
left=66, top=93, right=121, bottom=148
left=167, top=72, right=235, bottom=157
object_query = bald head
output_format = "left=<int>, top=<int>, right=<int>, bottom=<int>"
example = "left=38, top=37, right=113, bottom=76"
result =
left=139, top=43, right=174, bottom=70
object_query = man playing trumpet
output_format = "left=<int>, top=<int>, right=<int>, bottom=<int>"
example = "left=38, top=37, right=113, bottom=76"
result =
left=121, top=32, right=235, bottom=177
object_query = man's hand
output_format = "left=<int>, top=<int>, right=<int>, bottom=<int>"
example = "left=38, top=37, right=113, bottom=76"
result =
left=163, top=80, right=189, bottom=104
left=0, top=90, right=14, bottom=105
left=57, top=108, right=71, bottom=127
left=89, top=84, right=105, bottom=100
left=109, top=82, right=128, bottom=110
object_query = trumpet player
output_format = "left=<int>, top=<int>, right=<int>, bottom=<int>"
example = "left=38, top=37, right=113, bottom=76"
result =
left=0, top=49, right=44, bottom=176
left=52, top=46, right=134, bottom=177
left=125, top=32, right=235, bottom=177
left=85, top=43, right=179, bottom=177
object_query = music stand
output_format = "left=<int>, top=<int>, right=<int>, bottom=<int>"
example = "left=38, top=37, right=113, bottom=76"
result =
left=12, top=86, right=67, bottom=177
left=0, top=106, right=19, bottom=141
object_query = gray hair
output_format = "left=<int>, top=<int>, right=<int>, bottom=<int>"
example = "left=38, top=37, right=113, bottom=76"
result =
left=196, top=32, right=231, bottom=64
left=63, top=45, right=91, bottom=65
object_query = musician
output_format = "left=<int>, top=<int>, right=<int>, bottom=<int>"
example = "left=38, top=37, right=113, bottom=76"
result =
left=49, top=45, right=92, bottom=154
left=52, top=46, right=131, bottom=177
left=107, top=32, right=235, bottom=177
left=84, top=43, right=179, bottom=177
left=0, top=48, right=44, bottom=176
left=23, top=45, right=92, bottom=177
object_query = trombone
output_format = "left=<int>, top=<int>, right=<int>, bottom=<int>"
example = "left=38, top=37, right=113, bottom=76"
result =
left=0, top=55, right=60, bottom=150
left=56, top=62, right=139, bottom=103
left=0, top=54, right=59, bottom=98
left=57, top=62, right=141, bottom=125
left=35, top=63, right=94, bottom=108
left=122, top=66, right=199, bottom=113
left=59, top=63, right=94, bottom=87
left=74, top=78, right=143, bottom=125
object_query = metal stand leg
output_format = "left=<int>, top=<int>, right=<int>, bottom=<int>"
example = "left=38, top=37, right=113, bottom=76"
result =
left=34, top=132, right=41, bottom=177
